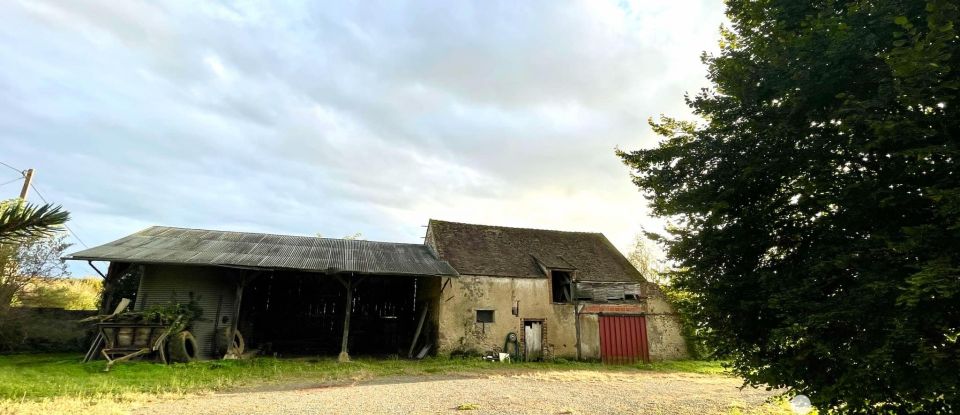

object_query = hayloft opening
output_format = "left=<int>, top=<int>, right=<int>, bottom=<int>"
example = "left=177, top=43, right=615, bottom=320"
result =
left=551, top=270, right=573, bottom=303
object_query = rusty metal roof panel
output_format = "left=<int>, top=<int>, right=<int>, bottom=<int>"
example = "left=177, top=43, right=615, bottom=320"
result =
left=66, top=226, right=459, bottom=277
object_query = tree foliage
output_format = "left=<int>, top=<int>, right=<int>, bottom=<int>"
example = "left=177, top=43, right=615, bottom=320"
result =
left=0, top=233, right=71, bottom=311
left=619, top=0, right=959, bottom=413
left=0, top=201, right=69, bottom=243
left=626, top=233, right=667, bottom=285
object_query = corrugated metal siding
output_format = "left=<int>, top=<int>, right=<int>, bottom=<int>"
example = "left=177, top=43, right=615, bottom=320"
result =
left=599, top=315, right=650, bottom=364
left=66, top=226, right=458, bottom=277
left=136, top=264, right=237, bottom=360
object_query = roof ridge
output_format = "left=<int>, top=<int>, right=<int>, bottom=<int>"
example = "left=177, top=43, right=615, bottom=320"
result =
left=428, top=219, right=604, bottom=236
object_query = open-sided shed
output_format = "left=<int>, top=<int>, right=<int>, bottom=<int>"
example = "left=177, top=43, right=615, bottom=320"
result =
left=66, top=226, right=458, bottom=360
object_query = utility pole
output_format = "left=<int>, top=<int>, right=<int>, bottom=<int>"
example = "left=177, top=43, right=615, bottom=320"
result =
left=19, top=168, right=34, bottom=200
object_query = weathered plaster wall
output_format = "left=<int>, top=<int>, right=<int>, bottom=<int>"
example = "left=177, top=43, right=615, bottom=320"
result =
left=643, top=283, right=689, bottom=361
left=646, top=314, right=688, bottom=361
left=436, top=275, right=689, bottom=361
left=437, top=275, right=579, bottom=359
left=578, top=313, right=600, bottom=360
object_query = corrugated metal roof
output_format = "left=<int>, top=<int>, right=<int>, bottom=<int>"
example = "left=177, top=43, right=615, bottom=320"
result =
left=66, top=226, right=459, bottom=277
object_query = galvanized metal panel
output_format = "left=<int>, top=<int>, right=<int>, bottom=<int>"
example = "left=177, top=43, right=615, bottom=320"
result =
left=135, top=264, right=237, bottom=360
left=67, top=226, right=459, bottom=277
left=599, top=315, right=650, bottom=364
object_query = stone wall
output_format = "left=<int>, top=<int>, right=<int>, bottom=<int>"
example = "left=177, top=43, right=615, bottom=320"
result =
left=0, top=307, right=97, bottom=353
left=436, top=275, right=579, bottom=359
left=646, top=313, right=688, bottom=361
left=640, top=283, right=689, bottom=360
left=436, top=275, right=689, bottom=361
left=578, top=313, right=601, bottom=360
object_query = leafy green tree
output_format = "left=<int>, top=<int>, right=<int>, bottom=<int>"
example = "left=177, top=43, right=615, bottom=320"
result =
left=0, top=233, right=70, bottom=312
left=0, top=201, right=69, bottom=243
left=619, top=0, right=958, bottom=413
left=626, top=233, right=667, bottom=284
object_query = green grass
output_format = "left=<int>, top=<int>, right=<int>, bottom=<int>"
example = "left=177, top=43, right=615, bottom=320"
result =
left=0, top=353, right=728, bottom=401
left=636, top=359, right=728, bottom=375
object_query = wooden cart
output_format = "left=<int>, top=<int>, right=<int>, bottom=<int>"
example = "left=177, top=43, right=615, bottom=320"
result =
left=97, top=322, right=171, bottom=371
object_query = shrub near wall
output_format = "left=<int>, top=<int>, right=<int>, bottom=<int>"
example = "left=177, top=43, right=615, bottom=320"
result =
left=0, top=307, right=96, bottom=353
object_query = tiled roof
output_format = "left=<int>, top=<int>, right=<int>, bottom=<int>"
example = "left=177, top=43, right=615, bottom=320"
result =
left=426, top=220, right=644, bottom=282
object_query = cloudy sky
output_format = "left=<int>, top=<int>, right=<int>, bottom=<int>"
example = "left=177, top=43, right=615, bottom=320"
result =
left=0, top=1, right=725, bottom=275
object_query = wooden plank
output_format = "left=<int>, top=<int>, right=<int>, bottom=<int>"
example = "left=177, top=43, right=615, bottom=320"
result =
left=407, top=304, right=429, bottom=358
left=524, top=322, right=542, bottom=361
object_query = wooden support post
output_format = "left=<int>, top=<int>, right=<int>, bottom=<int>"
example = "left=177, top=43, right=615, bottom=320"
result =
left=407, top=304, right=429, bottom=358
left=336, top=275, right=353, bottom=362
left=227, top=279, right=244, bottom=356
left=574, top=303, right=583, bottom=361
left=225, top=271, right=258, bottom=358
left=572, top=279, right=582, bottom=361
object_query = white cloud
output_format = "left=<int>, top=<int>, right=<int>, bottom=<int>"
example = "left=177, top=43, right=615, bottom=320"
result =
left=0, top=0, right=726, bottom=274
left=204, top=54, right=228, bottom=79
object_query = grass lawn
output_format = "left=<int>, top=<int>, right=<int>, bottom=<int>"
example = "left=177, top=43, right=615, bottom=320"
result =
left=0, top=354, right=794, bottom=415
left=0, top=353, right=727, bottom=400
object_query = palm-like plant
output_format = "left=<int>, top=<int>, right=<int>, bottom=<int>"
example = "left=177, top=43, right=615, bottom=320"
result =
left=0, top=201, right=70, bottom=243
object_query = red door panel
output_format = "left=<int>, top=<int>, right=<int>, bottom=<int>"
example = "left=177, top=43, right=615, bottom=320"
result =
left=599, top=315, right=650, bottom=364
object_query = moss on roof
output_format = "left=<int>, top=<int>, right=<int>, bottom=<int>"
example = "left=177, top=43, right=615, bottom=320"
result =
left=426, top=219, right=644, bottom=282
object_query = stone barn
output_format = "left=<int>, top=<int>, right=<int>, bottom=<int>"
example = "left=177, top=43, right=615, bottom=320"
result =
left=67, top=220, right=687, bottom=362
left=424, top=220, right=688, bottom=362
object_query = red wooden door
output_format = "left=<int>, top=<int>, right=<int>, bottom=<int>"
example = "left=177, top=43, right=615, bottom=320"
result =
left=599, top=315, right=650, bottom=364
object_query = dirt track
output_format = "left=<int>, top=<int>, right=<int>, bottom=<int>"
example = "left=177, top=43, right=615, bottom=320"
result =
left=134, top=370, right=785, bottom=415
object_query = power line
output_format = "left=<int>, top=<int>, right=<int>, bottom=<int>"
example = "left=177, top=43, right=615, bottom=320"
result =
left=29, top=182, right=89, bottom=248
left=0, top=165, right=92, bottom=249
left=64, top=225, right=89, bottom=249
left=0, top=161, right=24, bottom=175
left=0, top=176, right=23, bottom=188
left=28, top=183, right=47, bottom=203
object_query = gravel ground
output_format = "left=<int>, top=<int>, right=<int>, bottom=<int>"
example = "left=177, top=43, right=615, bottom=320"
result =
left=134, top=371, right=783, bottom=415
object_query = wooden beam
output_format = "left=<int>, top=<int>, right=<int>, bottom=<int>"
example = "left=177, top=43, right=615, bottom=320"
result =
left=226, top=275, right=245, bottom=357
left=226, top=271, right=259, bottom=358
left=407, top=304, right=429, bottom=358
left=337, top=275, right=353, bottom=362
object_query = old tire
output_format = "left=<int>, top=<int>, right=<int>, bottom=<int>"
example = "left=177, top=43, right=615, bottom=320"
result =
left=168, top=331, right=198, bottom=363
left=216, top=328, right=245, bottom=356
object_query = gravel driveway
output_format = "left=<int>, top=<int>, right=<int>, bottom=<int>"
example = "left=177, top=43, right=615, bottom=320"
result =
left=134, top=370, right=783, bottom=415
